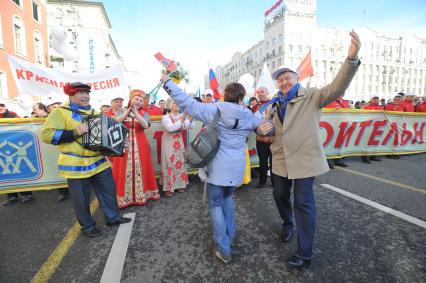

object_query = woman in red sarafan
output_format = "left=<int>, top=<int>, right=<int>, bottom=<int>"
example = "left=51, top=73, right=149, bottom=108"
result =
left=108, top=90, right=159, bottom=208
left=160, top=97, right=193, bottom=198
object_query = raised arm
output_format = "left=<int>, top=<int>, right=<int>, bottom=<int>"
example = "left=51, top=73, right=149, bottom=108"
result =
left=160, top=75, right=218, bottom=124
left=133, top=107, right=150, bottom=129
left=115, top=107, right=132, bottom=123
left=183, top=115, right=194, bottom=129
left=316, top=31, right=361, bottom=108
left=162, top=114, right=183, bottom=132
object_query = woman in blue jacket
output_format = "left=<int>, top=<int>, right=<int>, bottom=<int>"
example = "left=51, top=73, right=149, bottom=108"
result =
left=160, top=74, right=272, bottom=263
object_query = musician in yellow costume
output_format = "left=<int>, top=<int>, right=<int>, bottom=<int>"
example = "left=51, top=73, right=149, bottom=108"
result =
left=41, top=82, right=130, bottom=238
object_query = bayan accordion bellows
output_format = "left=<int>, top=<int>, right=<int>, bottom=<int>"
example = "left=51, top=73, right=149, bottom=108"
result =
left=82, top=114, right=129, bottom=156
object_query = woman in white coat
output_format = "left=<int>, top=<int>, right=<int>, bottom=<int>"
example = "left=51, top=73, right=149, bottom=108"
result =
left=160, top=97, right=193, bottom=198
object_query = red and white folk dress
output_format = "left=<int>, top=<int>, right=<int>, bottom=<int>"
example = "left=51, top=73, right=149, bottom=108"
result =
left=109, top=110, right=159, bottom=208
left=160, top=113, right=193, bottom=192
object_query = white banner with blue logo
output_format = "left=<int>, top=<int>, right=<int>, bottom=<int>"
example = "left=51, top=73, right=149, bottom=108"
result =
left=0, top=118, right=67, bottom=193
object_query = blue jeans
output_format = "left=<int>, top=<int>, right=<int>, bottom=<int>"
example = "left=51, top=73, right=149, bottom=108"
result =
left=272, top=174, right=316, bottom=260
left=206, top=183, right=236, bottom=256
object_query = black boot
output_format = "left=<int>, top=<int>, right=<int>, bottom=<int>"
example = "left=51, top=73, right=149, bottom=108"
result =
left=334, top=158, right=348, bottom=167
left=370, top=156, right=382, bottom=161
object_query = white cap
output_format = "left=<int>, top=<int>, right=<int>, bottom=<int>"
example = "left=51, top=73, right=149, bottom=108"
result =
left=204, top=89, right=214, bottom=96
left=271, top=66, right=298, bottom=80
left=111, top=97, right=124, bottom=102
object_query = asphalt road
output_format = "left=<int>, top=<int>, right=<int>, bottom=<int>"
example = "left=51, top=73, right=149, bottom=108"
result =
left=1, top=154, right=425, bottom=283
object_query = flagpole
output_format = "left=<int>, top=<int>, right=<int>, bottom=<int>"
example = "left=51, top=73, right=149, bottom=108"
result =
left=147, top=70, right=178, bottom=96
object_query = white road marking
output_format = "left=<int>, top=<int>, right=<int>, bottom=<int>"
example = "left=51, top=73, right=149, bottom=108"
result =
left=100, top=213, right=136, bottom=283
left=321, top=184, right=426, bottom=229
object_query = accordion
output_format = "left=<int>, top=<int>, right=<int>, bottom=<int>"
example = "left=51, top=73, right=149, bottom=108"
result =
left=82, top=114, right=129, bottom=156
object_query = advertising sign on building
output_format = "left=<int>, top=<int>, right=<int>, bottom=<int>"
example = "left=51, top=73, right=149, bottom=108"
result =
left=285, top=0, right=316, bottom=15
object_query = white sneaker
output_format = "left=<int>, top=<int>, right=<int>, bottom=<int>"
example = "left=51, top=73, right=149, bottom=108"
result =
left=215, top=250, right=231, bottom=264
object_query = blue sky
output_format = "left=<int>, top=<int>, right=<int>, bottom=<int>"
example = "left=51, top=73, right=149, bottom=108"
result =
left=101, top=0, right=426, bottom=93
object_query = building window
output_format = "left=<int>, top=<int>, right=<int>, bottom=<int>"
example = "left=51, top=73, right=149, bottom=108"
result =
left=288, top=44, right=293, bottom=52
left=34, top=30, right=43, bottom=64
left=34, top=37, right=40, bottom=61
left=12, top=0, right=21, bottom=7
left=13, top=16, right=26, bottom=56
left=0, top=15, right=3, bottom=47
left=298, top=45, right=302, bottom=53
left=0, top=71, right=7, bottom=98
left=14, top=24, right=22, bottom=54
left=32, top=1, right=40, bottom=21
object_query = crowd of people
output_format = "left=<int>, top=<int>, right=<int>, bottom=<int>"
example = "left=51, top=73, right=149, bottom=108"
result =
left=0, top=31, right=424, bottom=268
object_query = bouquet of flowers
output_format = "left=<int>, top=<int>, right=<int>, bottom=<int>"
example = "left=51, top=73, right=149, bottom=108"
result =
left=162, top=62, right=190, bottom=84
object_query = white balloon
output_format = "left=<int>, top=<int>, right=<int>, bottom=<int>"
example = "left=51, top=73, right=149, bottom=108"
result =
left=51, top=37, right=65, bottom=53
left=51, top=25, right=67, bottom=43
left=238, top=73, right=255, bottom=90
left=62, top=46, right=76, bottom=61
left=16, top=95, right=34, bottom=110
left=245, top=87, right=255, bottom=97
left=50, top=26, right=76, bottom=60
left=45, top=93, right=68, bottom=104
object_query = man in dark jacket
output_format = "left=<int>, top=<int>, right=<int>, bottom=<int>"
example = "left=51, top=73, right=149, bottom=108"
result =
left=254, top=87, right=274, bottom=188
left=0, top=103, right=18, bottom=118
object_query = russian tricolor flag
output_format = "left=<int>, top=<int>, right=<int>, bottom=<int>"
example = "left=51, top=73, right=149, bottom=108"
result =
left=209, top=68, right=221, bottom=100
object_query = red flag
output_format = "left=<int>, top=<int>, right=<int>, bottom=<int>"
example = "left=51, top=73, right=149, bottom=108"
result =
left=209, top=68, right=221, bottom=100
left=154, top=52, right=177, bottom=71
left=297, top=49, right=314, bottom=81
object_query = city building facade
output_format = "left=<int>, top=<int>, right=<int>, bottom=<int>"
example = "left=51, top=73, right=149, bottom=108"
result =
left=212, top=0, right=426, bottom=101
left=46, top=0, right=123, bottom=74
left=0, top=0, right=48, bottom=101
